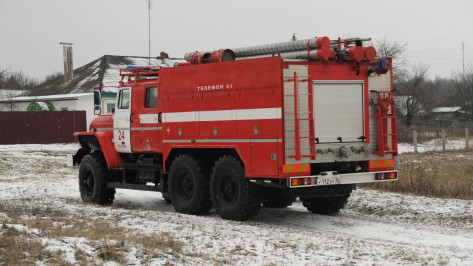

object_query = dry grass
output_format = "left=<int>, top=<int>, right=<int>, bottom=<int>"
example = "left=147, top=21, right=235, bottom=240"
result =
left=362, top=149, right=473, bottom=200
left=0, top=202, right=186, bottom=265
left=0, top=224, right=73, bottom=266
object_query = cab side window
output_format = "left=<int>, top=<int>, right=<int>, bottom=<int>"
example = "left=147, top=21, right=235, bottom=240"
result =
left=145, top=86, right=158, bottom=108
left=118, top=89, right=131, bottom=109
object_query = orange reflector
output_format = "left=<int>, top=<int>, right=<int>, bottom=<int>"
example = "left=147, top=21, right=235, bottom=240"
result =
left=369, top=159, right=395, bottom=172
left=386, top=172, right=397, bottom=179
left=283, top=164, right=310, bottom=174
left=291, top=178, right=303, bottom=186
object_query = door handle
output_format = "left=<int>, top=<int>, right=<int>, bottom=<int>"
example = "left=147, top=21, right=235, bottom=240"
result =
left=130, top=113, right=134, bottom=123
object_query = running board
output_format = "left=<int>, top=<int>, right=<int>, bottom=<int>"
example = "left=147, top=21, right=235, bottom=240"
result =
left=107, top=182, right=161, bottom=192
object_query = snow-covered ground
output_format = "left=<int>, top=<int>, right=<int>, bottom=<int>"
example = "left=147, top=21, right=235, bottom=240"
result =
left=1, top=143, right=473, bottom=265
left=398, top=138, right=471, bottom=153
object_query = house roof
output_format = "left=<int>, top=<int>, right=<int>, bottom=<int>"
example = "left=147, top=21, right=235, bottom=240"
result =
left=0, top=93, right=91, bottom=103
left=26, top=55, right=184, bottom=96
left=431, top=107, right=462, bottom=113
left=0, top=90, right=27, bottom=100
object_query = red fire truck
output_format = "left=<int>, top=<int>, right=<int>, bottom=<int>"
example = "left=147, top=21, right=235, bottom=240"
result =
left=71, top=36, right=398, bottom=220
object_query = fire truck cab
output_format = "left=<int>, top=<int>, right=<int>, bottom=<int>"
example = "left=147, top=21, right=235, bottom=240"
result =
left=72, top=37, right=398, bottom=221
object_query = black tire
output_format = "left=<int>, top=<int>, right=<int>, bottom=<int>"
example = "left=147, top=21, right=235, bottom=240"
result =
left=300, top=185, right=352, bottom=215
left=262, top=188, right=296, bottom=208
left=168, top=154, right=212, bottom=215
left=161, top=192, right=172, bottom=204
left=78, top=153, right=115, bottom=205
left=210, top=156, right=261, bottom=221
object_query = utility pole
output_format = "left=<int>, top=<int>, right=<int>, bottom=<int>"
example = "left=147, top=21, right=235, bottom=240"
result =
left=462, top=42, right=465, bottom=74
left=148, top=0, right=151, bottom=66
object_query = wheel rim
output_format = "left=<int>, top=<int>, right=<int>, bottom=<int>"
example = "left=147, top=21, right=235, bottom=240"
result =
left=83, top=170, right=94, bottom=195
left=220, top=174, right=238, bottom=204
left=177, top=173, right=194, bottom=200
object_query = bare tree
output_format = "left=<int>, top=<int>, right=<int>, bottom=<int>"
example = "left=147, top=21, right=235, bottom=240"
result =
left=400, top=64, right=430, bottom=127
left=375, top=37, right=408, bottom=86
left=0, top=68, right=37, bottom=111
left=452, top=65, right=473, bottom=119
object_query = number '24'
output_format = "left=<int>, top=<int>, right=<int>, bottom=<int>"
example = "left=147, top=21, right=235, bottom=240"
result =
left=118, top=130, right=125, bottom=140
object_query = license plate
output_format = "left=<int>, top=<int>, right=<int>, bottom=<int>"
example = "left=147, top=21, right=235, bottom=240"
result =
left=317, top=176, right=341, bottom=185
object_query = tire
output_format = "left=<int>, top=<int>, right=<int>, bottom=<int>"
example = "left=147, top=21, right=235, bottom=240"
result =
left=300, top=185, right=352, bottom=215
left=210, top=156, right=261, bottom=221
left=78, top=153, right=115, bottom=205
left=161, top=192, right=172, bottom=204
left=262, top=188, right=296, bottom=208
left=168, top=154, right=212, bottom=215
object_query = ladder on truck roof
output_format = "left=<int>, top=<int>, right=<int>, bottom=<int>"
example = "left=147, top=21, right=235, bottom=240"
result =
left=286, top=72, right=316, bottom=161
left=119, top=66, right=160, bottom=85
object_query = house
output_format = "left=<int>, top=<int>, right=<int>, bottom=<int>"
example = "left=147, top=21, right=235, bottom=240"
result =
left=1, top=55, right=184, bottom=127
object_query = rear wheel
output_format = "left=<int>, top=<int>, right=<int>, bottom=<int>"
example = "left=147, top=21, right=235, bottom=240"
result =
left=300, top=185, right=352, bottom=215
left=161, top=192, right=172, bottom=204
left=210, top=156, right=261, bottom=221
left=168, top=154, right=211, bottom=215
left=78, top=153, right=115, bottom=205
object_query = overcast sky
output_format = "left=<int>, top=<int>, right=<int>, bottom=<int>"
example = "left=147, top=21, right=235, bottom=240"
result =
left=1, top=0, right=472, bottom=81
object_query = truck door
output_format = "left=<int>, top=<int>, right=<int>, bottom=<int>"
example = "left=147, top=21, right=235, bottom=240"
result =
left=130, top=85, right=163, bottom=153
left=113, top=87, right=132, bottom=153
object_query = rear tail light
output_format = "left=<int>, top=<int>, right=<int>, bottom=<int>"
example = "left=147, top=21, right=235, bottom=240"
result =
left=291, top=177, right=312, bottom=187
left=386, top=172, right=397, bottom=179
left=376, top=173, right=383, bottom=180
left=375, top=172, right=397, bottom=180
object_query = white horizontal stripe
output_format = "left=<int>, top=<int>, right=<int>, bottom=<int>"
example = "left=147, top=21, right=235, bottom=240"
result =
left=195, top=139, right=282, bottom=143
left=199, top=110, right=234, bottom=121
left=163, top=108, right=281, bottom=123
left=236, top=108, right=282, bottom=120
left=131, top=127, right=162, bottom=131
left=163, top=112, right=196, bottom=123
left=139, top=114, right=160, bottom=124
left=162, top=139, right=192, bottom=143
left=97, top=127, right=162, bottom=131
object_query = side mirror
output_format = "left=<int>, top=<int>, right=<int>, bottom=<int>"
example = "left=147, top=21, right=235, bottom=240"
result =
left=94, top=90, right=101, bottom=115
left=94, top=105, right=101, bottom=115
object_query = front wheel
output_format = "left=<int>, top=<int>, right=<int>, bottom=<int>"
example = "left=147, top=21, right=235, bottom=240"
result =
left=210, top=156, right=261, bottom=221
left=78, top=153, right=115, bottom=205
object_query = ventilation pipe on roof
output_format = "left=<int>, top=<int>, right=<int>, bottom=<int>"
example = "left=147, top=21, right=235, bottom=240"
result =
left=60, top=42, right=73, bottom=83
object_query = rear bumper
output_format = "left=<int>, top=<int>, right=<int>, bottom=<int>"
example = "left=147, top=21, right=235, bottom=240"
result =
left=289, top=170, right=398, bottom=188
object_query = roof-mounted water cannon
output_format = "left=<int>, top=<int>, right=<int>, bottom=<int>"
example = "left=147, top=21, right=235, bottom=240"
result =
left=184, top=49, right=235, bottom=65
left=368, top=58, right=389, bottom=76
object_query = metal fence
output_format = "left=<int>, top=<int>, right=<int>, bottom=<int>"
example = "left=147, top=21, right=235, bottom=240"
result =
left=412, top=128, right=470, bottom=153
left=0, top=111, right=86, bottom=144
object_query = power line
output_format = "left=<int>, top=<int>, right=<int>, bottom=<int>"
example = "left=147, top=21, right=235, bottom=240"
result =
left=407, top=34, right=473, bottom=43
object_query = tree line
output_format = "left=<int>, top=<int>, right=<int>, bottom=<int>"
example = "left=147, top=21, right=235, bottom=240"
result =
left=0, top=68, right=38, bottom=91
left=375, top=38, right=473, bottom=140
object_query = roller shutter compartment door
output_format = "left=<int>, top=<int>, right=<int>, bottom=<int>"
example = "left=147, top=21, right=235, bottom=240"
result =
left=313, top=82, right=364, bottom=143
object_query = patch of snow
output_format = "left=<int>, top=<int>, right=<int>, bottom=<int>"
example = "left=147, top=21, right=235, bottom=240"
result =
left=398, top=138, right=471, bottom=153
